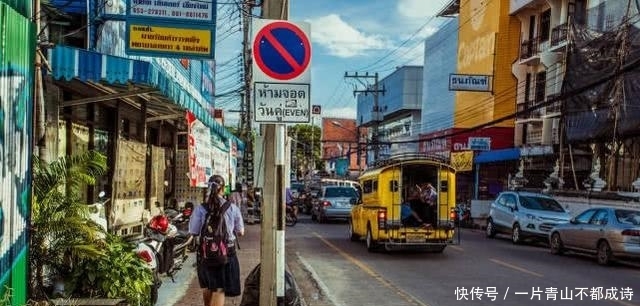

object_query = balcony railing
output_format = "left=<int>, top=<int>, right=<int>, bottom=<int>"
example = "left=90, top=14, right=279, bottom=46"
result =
left=517, top=100, right=543, bottom=119
left=546, top=93, right=562, bottom=114
left=520, top=37, right=540, bottom=60
left=550, top=23, right=568, bottom=47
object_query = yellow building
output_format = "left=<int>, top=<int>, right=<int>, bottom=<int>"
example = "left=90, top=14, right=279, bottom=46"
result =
left=454, top=0, right=520, bottom=130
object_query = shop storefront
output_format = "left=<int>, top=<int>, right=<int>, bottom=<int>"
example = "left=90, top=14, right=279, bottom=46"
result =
left=46, top=45, right=242, bottom=237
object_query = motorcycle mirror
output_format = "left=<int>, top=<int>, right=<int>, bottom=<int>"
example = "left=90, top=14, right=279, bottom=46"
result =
left=98, top=191, right=106, bottom=198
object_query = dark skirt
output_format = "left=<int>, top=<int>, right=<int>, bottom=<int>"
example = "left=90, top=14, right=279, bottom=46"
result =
left=197, top=253, right=241, bottom=296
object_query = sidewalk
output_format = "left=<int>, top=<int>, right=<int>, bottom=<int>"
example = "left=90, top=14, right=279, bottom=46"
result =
left=172, top=224, right=262, bottom=306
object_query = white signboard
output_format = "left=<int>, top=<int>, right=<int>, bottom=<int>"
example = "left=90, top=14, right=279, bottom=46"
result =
left=129, top=0, right=214, bottom=22
left=187, top=112, right=212, bottom=187
left=449, top=74, right=492, bottom=92
left=254, top=82, right=310, bottom=123
left=468, top=137, right=491, bottom=151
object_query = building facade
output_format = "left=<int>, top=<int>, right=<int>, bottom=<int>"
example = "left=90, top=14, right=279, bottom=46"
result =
left=42, top=0, right=242, bottom=238
left=356, top=66, right=423, bottom=165
left=510, top=0, right=640, bottom=191
left=321, top=117, right=365, bottom=178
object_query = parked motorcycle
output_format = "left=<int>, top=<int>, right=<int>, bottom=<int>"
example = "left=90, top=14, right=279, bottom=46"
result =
left=285, top=205, right=298, bottom=227
left=143, top=215, right=194, bottom=282
left=450, top=204, right=472, bottom=228
left=133, top=240, right=161, bottom=305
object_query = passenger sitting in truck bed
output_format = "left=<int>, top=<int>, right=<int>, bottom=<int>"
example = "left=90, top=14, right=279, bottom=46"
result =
left=402, top=187, right=430, bottom=227
left=401, top=201, right=424, bottom=227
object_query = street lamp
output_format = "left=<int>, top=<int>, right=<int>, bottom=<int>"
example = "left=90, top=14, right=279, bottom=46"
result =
left=331, top=121, right=362, bottom=175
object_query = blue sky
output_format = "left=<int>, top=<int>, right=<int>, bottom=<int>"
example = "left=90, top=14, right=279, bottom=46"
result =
left=216, top=0, right=452, bottom=125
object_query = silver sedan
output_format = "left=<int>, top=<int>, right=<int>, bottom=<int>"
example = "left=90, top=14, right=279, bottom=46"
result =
left=311, top=186, right=359, bottom=223
left=549, top=207, right=640, bottom=265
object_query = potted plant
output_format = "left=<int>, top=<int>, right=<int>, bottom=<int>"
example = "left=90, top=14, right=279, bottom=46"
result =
left=30, top=150, right=107, bottom=298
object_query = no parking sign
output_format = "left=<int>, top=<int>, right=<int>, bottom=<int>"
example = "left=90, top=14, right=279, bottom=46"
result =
left=252, top=19, right=312, bottom=123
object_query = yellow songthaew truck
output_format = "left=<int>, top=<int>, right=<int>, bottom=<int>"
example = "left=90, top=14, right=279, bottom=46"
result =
left=349, top=153, right=458, bottom=252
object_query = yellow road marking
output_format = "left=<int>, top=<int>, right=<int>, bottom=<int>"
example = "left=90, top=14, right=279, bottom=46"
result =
left=312, top=232, right=430, bottom=306
left=489, top=258, right=544, bottom=278
left=449, top=245, right=464, bottom=252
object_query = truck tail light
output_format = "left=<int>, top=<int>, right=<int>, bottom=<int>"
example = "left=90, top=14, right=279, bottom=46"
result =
left=377, top=208, right=387, bottom=229
left=322, top=201, right=331, bottom=207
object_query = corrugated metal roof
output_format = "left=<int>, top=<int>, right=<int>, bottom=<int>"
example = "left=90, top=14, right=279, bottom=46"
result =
left=0, top=0, right=32, bottom=17
left=49, top=45, right=244, bottom=150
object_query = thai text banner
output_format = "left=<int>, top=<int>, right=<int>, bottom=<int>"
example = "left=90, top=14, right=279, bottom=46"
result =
left=129, top=0, right=214, bottom=23
left=451, top=151, right=474, bottom=172
left=127, top=23, right=213, bottom=58
left=449, top=74, right=492, bottom=92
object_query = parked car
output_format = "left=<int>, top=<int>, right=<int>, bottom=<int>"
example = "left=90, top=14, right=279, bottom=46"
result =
left=311, top=186, right=359, bottom=223
left=486, top=191, right=571, bottom=244
left=549, top=207, right=640, bottom=265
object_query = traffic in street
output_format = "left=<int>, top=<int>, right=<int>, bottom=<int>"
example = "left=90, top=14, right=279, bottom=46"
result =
left=285, top=215, right=640, bottom=306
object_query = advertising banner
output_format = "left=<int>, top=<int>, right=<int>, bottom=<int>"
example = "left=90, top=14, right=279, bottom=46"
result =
left=126, top=21, right=214, bottom=59
left=187, top=111, right=212, bottom=187
left=0, top=4, right=34, bottom=305
left=451, top=151, right=474, bottom=172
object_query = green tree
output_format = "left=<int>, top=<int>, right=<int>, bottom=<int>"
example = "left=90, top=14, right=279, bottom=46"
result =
left=30, top=150, right=107, bottom=298
left=288, top=124, right=322, bottom=177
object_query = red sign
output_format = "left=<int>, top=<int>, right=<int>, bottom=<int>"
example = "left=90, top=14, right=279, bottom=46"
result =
left=253, top=21, right=311, bottom=81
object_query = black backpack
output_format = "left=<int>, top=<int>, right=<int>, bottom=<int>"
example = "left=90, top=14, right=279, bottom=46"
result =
left=199, top=201, right=232, bottom=267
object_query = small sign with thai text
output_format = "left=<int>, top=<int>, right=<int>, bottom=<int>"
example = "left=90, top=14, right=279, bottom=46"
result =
left=449, top=74, right=492, bottom=92
left=254, top=82, right=310, bottom=123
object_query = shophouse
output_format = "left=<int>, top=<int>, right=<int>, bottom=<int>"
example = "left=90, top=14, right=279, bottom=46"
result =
left=510, top=0, right=640, bottom=192
left=42, top=0, right=243, bottom=238
left=321, top=117, right=366, bottom=177
left=356, top=66, right=423, bottom=166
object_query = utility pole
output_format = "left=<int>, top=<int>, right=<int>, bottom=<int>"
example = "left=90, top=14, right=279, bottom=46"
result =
left=344, top=72, right=385, bottom=164
left=240, top=0, right=254, bottom=185
left=260, top=1, right=288, bottom=306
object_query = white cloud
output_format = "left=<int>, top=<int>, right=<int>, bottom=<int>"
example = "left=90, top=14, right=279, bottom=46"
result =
left=306, top=14, right=391, bottom=58
left=396, top=0, right=451, bottom=20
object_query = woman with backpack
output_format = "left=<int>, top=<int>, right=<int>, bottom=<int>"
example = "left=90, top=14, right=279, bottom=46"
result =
left=189, top=175, right=245, bottom=306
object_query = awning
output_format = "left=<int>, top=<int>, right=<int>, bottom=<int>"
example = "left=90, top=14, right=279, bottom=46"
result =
left=49, top=45, right=243, bottom=149
left=474, top=148, right=521, bottom=164
left=50, top=0, right=85, bottom=13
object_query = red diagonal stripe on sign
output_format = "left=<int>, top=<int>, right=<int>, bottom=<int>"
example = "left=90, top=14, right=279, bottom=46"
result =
left=263, top=30, right=302, bottom=72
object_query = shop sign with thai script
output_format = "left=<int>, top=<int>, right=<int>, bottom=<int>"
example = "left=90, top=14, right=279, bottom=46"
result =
left=254, top=82, right=310, bottom=123
left=126, top=21, right=214, bottom=59
left=449, top=73, right=492, bottom=92
left=128, top=0, right=215, bottom=23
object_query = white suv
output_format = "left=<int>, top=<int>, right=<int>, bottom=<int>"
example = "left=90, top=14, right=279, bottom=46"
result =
left=486, top=191, right=571, bottom=244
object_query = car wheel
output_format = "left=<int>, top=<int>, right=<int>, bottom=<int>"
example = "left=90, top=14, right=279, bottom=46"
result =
left=366, top=227, right=378, bottom=252
left=550, top=232, right=564, bottom=255
left=485, top=218, right=496, bottom=238
left=512, top=223, right=522, bottom=244
left=597, top=240, right=612, bottom=265
left=349, top=221, right=360, bottom=242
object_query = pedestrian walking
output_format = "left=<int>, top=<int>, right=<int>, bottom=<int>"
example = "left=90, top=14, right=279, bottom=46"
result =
left=230, top=182, right=249, bottom=220
left=189, top=175, right=245, bottom=306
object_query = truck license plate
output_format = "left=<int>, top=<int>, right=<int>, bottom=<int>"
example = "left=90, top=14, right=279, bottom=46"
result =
left=406, top=233, right=424, bottom=243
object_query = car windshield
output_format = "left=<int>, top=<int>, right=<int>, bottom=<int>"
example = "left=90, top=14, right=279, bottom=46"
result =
left=615, top=209, right=640, bottom=225
left=325, top=187, right=358, bottom=198
left=519, top=196, right=565, bottom=212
